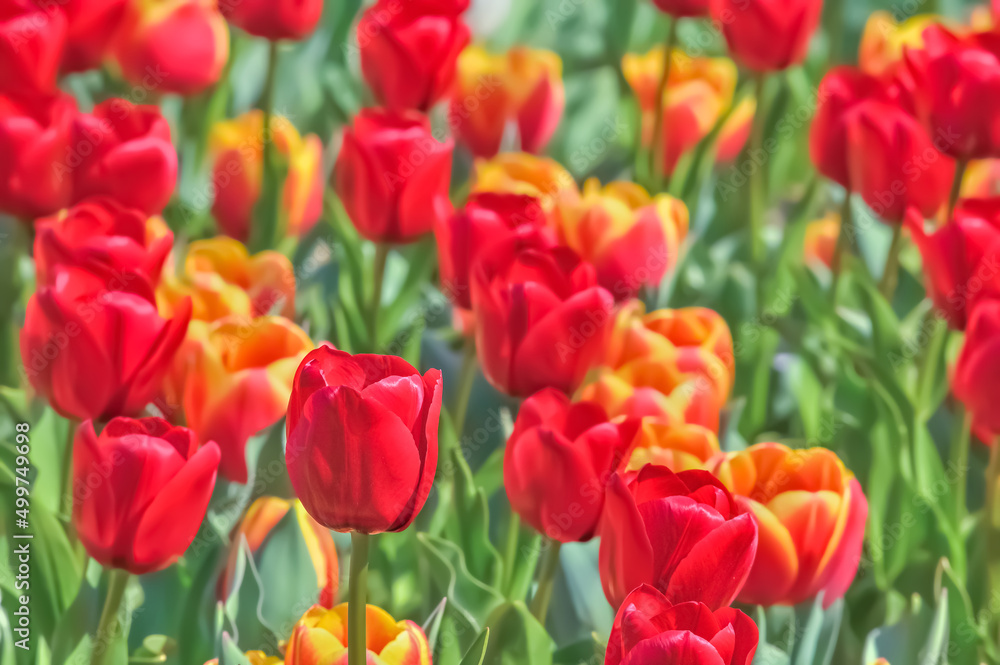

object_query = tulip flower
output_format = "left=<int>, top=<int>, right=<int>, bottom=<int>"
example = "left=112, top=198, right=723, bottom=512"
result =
left=708, top=0, right=822, bottom=72
left=504, top=389, right=639, bottom=543
left=209, top=111, right=324, bottom=242
left=59, top=0, right=128, bottom=73
left=907, top=201, right=1000, bottom=329
left=359, top=0, right=470, bottom=112
left=157, top=236, right=297, bottom=322
left=73, top=417, right=220, bottom=574
left=334, top=108, right=454, bottom=244
left=712, top=442, right=869, bottom=607
left=804, top=212, right=841, bottom=269
left=70, top=98, right=178, bottom=215
left=220, top=0, right=323, bottom=41
left=470, top=231, right=614, bottom=397
left=34, top=197, right=172, bottom=295
left=605, top=585, right=758, bottom=665
left=21, top=266, right=191, bottom=422
left=622, top=48, right=751, bottom=174
left=0, top=1, right=66, bottom=95
left=450, top=45, right=564, bottom=157
left=859, top=11, right=944, bottom=79
left=627, top=421, right=720, bottom=473
left=555, top=179, right=688, bottom=300
left=0, top=92, right=76, bottom=219
left=650, top=0, right=708, bottom=17
left=176, top=316, right=313, bottom=483
left=953, top=299, right=1000, bottom=442
left=598, top=465, right=758, bottom=609
left=219, top=496, right=338, bottom=607
left=112, top=0, right=229, bottom=96
left=285, top=347, right=442, bottom=534
left=471, top=152, right=580, bottom=218
left=284, top=604, right=432, bottom=665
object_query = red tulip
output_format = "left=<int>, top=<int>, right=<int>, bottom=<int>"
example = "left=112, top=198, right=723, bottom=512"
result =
left=504, top=389, right=639, bottom=543
left=708, top=0, right=822, bottom=72
left=598, top=464, right=758, bottom=610
left=0, top=91, right=75, bottom=219
left=471, top=232, right=615, bottom=397
left=285, top=347, right=442, bottom=534
left=334, top=108, right=453, bottom=244
left=34, top=197, right=172, bottom=294
left=0, top=0, right=66, bottom=95
left=20, top=266, right=191, bottom=422
left=70, top=98, right=178, bottom=214
left=434, top=192, right=554, bottom=311
left=953, top=299, right=1000, bottom=442
left=359, top=0, right=470, bottom=112
left=606, top=585, right=758, bottom=665
left=59, top=0, right=128, bottom=73
left=73, top=417, right=220, bottom=574
left=220, top=0, right=323, bottom=41
left=650, top=0, right=709, bottom=17
left=908, top=200, right=1000, bottom=329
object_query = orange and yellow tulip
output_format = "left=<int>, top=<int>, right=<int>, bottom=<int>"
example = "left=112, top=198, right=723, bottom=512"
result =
left=859, top=12, right=947, bottom=79
left=804, top=212, right=841, bottom=269
left=626, top=421, right=720, bottom=472
left=284, top=604, right=432, bottom=665
left=471, top=152, right=580, bottom=213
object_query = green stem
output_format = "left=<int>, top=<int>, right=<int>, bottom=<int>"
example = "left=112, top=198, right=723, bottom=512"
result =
left=452, top=338, right=478, bottom=437
left=61, top=419, right=78, bottom=522
left=502, top=512, right=521, bottom=597
left=368, top=244, right=389, bottom=352
left=950, top=404, right=972, bottom=526
left=947, top=159, right=968, bottom=223
left=915, top=315, right=948, bottom=422
left=748, top=73, right=769, bottom=273
left=529, top=539, right=562, bottom=624
left=91, top=569, right=130, bottom=665
left=986, top=442, right=1000, bottom=637
left=249, top=40, right=281, bottom=252
left=348, top=532, right=370, bottom=665
left=878, top=223, right=903, bottom=302
left=830, top=192, right=854, bottom=301
left=648, top=18, right=679, bottom=188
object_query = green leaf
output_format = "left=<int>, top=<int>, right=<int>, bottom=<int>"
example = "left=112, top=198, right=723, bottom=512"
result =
left=218, top=632, right=251, bottom=665
left=791, top=593, right=842, bottom=665
left=417, top=534, right=504, bottom=631
left=862, top=589, right=950, bottom=665
left=223, top=539, right=276, bottom=654
left=442, top=440, right=503, bottom=590
left=482, top=602, right=553, bottom=665
left=254, top=507, right=322, bottom=635
left=459, top=628, right=490, bottom=665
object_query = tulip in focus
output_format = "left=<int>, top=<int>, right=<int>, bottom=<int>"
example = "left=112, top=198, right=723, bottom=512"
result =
left=804, top=211, right=841, bottom=269
left=450, top=45, right=564, bottom=157
left=598, top=465, right=758, bottom=609
left=334, top=108, right=454, bottom=244
left=953, top=299, right=1000, bottom=442
left=709, top=0, right=822, bottom=72
left=58, top=0, right=128, bottom=72
left=73, top=417, right=220, bottom=574
left=605, top=585, right=758, bottom=665
left=712, top=442, right=869, bottom=607
left=284, top=604, right=432, bottom=665
left=285, top=347, right=442, bottom=534
left=555, top=179, right=688, bottom=300
left=209, top=111, right=324, bottom=242
left=220, top=0, right=324, bottom=41
left=0, top=1, right=66, bottom=95
left=471, top=152, right=580, bottom=213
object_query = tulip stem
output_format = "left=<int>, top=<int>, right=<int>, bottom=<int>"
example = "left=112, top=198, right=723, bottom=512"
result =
left=502, top=511, right=521, bottom=597
left=348, top=532, right=370, bottom=665
left=248, top=39, right=282, bottom=253
left=648, top=18, right=679, bottom=188
left=368, top=243, right=389, bottom=352
left=61, top=419, right=78, bottom=524
left=950, top=404, right=972, bottom=526
left=986, top=441, right=1000, bottom=635
left=830, top=192, right=853, bottom=300
left=878, top=224, right=903, bottom=302
left=452, top=337, right=478, bottom=436
left=748, top=73, right=769, bottom=274
left=91, top=569, right=130, bottom=665
left=529, top=539, right=562, bottom=625
left=947, top=159, right=968, bottom=223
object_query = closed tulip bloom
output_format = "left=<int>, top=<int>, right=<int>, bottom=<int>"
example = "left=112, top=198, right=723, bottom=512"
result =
left=709, top=0, right=822, bottom=72
left=627, top=421, right=720, bottom=473
left=555, top=179, right=688, bottom=301
left=471, top=152, right=580, bottom=213
left=34, top=197, right=172, bottom=294
left=0, top=1, right=66, bottom=95
left=598, top=465, right=758, bottom=609
left=178, top=316, right=313, bottom=483
left=219, top=496, right=338, bottom=607
left=73, top=417, right=220, bottom=574
left=359, top=0, right=470, bottom=112
left=285, top=604, right=431, bottom=665
left=59, top=0, right=128, bottom=72
left=21, top=266, right=191, bottom=422
left=650, top=0, right=709, bottom=17
left=505, top=389, right=639, bottom=542
left=606, top=585, right=758, bottom=665
left=209, top=111, right=324, bottom=242
left=471, top=232, right=614, bottom=397
left=220, top=0, right=323, bottom=41
left=71, top=98, right=178, bottom=214
left=712, top=442, right=869, bottom=607
left=907, top=200, right=1000, bottom=329
left=334, top=109, right=454, bottom=244
left=953, top=299, right=1000, bottom=442
left=0, top=92, right=75, bottom=219
left=285, top=348, right=442, bottom=534
left=112, top=0, right=229, bottom=96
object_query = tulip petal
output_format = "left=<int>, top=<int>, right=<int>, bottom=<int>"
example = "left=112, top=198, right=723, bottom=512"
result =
left=664, top=512, right=758, bottom=610
left=735, top=500, right=800, bottom=606
left=600, top=473, right=655, bottom=607
left=621, top=631, right=725, bottom=665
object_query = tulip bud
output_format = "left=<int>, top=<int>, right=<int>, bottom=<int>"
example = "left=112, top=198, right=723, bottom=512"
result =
left=21, top=266, right=191, bottom=422
left=112, top=0, right=229, bottom=96
left=712, top=442, right=869, bottom=607
left=73, top=417, right=220, bottom=574
left=220, top=0, right=323, bottom=41
left=804, top=212, right=841, bottom=269
left=70, top=98, right=178, bottom=215
left=505, top=389, right=639, bottom=542
left=708, top=0, right=822, bottom=72
left=471, top=152, right=580, bottom=213
left=334, top=108, right=454, bottom=244
left=284, top=604, right=432, bottom=665
left=953, top=299, right=1000, bottom=442
left=60, top=0, right=129, bottom=73
left=359, top=0, right=470, bottom=112
left=605, top=585, right=758, bottom=665
left=0, top=1, right=66, bottom=95
left=555, top=179, right=688, bottom=301
left=209, top=111, right=324, bottom=242
left=285, top=347, right=442, bottom=534
left=220, top=497, right=339, bottom=607
left=598, top=465, right=758, bottom=609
